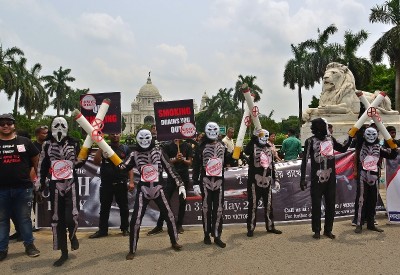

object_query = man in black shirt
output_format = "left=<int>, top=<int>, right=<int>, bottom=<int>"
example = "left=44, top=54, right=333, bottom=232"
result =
left=89, top=133, right=134, bottom=238
left=148, top=139, right=192, bottom=235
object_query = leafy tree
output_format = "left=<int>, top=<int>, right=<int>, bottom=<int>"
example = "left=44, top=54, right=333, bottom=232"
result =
left=340, top=29, right=373, bottom=90
left=43, top=66, right=76, bottom=115
left=369, top=0, right=400, bottom=110
left=308, top=95, right=319, bottom=108
left=234, top=75, right=263, bottom=113
left=365, top=63, right=396, bottom=108
left=283, top=43, right=315, bottom=127
left=0, top=45, right=24, bottom=93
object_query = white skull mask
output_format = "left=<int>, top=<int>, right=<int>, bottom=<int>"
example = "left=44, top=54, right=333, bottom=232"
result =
left=364, top=127, right=378, bottom=143
left=136, top=129, right=152, bottom=149
left=258, top=129, right=269, bottom=145
left=51, top=117, right=68, bottom=142
left=205, top=122, right=219, bottom=140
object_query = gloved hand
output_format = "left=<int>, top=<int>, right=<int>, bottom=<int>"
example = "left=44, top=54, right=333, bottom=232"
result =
left=241, top=83, right=248, bottom=90
left=102, top=150, right=109, bottom=159
left=178, top=186, right=186, bottom=199
left=253, top=128, right=261, bottom=136
left=274, top=180, right=281, bottom=191
left=193, top=184, right=201, bottom=196
left=300, top=180, right=307, bottom=191
left=118, top=163, right=126, bottom=170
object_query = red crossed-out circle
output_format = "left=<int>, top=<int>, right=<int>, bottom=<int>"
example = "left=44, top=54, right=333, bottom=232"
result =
left=244, top=116, right=251, bottom=127
left=367, top=107, right=378, bottom=117
left=91, top=129, right=104, bottom=142
left=92, top=118, right=104, bottom=130
left=252, top=106, right=259, bottom=117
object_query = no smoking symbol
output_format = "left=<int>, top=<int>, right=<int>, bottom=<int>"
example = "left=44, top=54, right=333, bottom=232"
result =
left=252, top=106, right=259, bottom=117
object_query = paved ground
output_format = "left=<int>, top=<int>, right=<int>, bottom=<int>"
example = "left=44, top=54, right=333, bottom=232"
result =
left=2, top=213, right=399, bottom=275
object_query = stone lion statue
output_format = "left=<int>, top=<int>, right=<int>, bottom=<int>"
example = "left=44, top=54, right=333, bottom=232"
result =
left=302, top=62, right=398, bottom=121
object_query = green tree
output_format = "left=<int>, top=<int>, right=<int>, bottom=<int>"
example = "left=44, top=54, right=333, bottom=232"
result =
left=61, top=88, right=89, bottom=115
left=283, top=43, right=315, bottom=127
left=0, top=45, right=24, bottom=93
left=234, top=75, right=263, bottom=113
left=303, top=24, right=342, bottom=81
left=369, top=0, right=400, bottom=110
left=43, top=66, right=76, bottom=115
left=365, top=64, right=396, bottom=108
left=308, top=95, right=319, bottom=108
left=340, top=29, right=373, bottom=89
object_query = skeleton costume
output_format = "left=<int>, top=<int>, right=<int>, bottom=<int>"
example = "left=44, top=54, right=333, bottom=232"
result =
left=123, top=129, right=185, bottom=260
left=244, top=129, right=282, bottom=237
left=354, top=127, right=397, bottom=233
left=192, top=122, right=228, bottom=248
left=300, top=118, right=352, bottom=239
left=37, top=117, right=82, bottom=266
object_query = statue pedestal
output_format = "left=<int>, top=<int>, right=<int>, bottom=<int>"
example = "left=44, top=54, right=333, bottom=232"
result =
left=300, top=113, right=400, bottom=145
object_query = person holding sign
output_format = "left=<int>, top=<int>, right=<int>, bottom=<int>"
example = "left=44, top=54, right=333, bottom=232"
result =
left=121, top=129, right=185, bottom=260
left=353, top=126, right=397, bottom=234
left=300, top=118, right=352, bottom=239
left=192, top=122, right=229, bottom=248
left=36, top=117, right=83, bottom=266
left=244, top=129, right=282, bottom=237
left=148, top=139, right=192, bottom=235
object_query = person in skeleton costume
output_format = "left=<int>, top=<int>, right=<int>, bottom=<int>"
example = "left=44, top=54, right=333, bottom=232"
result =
left=354, top=127, right=397, bottom=233
left=122, top=129, right=185, bottom=260
left=37, top=117, right=83, bottom=266
left=244, top=129, right=282, bottom=237
left=300, top=118, right=352, bottom=239
left=192, top=122, right=228, bottom=248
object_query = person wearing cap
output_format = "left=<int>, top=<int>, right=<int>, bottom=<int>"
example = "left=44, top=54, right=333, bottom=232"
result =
left=0, top=113, right=41, bottom=261
left=383, top=126, right=400, bottom=148
left=89, top=132, right=134, bottom=239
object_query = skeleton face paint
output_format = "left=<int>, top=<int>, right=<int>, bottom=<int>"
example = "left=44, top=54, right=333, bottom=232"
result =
left=258, top=129, right=269, bottom=145
left=136, top=129, right=152, bottom=149
left=364, top=127, right=378, bottom=143
left=205, top=122, right=219, bottom=140
left=51, top=117, right=68, bottom=142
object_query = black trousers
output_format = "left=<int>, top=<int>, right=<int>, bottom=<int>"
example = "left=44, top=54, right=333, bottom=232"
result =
left=98, top=180, right=129, bottom=233
left=356, top=181, right=378, bottom=227
left=156, top=175, right=188, bottom=227
left=129, top=184, right=178, bottom=253
left=246, top=182, right=274, bottom=232
left=310, top=181, right=336, bottom=233
left=50, top=183, right=80, bottom=251
left=201, top=185, right=224, bottom=238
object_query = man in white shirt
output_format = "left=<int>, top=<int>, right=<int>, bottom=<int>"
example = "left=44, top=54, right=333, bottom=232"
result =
left=222, top=127, right=236, bottom=166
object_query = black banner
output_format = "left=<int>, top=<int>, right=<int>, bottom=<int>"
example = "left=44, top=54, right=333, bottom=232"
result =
left=79, top=92, right=121, bottom=134
left=154, top=99, right=196, bottom=141
left=36, top=149, right=384, bottom=227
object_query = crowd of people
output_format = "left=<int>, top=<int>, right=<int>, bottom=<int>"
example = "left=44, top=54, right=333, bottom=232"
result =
left=0, top=112, right=399, bottom=265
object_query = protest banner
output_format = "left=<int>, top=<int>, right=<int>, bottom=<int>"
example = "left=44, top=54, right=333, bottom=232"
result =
left=385, top=155, right=400, bottom=223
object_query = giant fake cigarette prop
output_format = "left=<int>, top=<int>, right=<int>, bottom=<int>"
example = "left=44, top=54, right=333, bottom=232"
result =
left=348, top=91, right=386, bottom=138
left=77, top=98, right=111, bottom=161
left=233, top=95, right=252, bottom=160
left=242, top=84, right=262, bottom=131
left=72, top=109, right=123, bottom=166
left=354, top=91, right=397, bottom=149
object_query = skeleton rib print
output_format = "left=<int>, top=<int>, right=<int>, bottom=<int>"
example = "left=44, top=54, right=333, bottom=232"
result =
left=202, top=142, right=224, bottom=167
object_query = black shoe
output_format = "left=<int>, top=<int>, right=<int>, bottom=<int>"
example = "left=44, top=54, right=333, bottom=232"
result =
left=267, top=228, right=282, bottom=234
left=71, top=236, right=79, bottom=250
left=214, top=238, right=226, bottom=248
left=177, top=225, right=184, bottom=234
left=312, top=232, right=320, bottom=239
left=122, top=230, right=129, bottom=236
left=25, top=243, right=40, bottom=257
left=367, top=225, right=384, bottom=233
left=0, top=250, right=7, bottom=261
left=323, top=231, right=336, bottom=239
left=126, top=252, right=135, bottom=260
left=89, top=231, right=108, bottom=239
left=247, top=231, right=254, bottom=237
left=147, top=226, right=163, bottom=236
left=171, top=242, right=183, bottom=251
left=354, top=226, right=362, bottom=234
left=204, top=236, right=212, bottom=245
left=9, top=232, right=20, bottom=240
left=53, top=251, right=68, bottom=267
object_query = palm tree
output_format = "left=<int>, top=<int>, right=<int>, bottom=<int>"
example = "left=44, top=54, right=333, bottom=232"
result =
left=302, top=24, right=342, bottom=82
left=18, top=63, right=48, bottom=119
left=43, top=66, right=76, bottom=115
left=283, top=43, right=315, bottom=127
left=0, top=45, right=24, bottom=94
left=339, top=30, right=373, bottom=90
left=61, top=88, right=89, bottom=115
left=369, top=0, right=400, bottom=110
left=234, top=75, right=263, bottom=113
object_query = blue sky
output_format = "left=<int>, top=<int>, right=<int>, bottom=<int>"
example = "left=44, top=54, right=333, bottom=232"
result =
left=0, top=0, right=391, bottom=121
